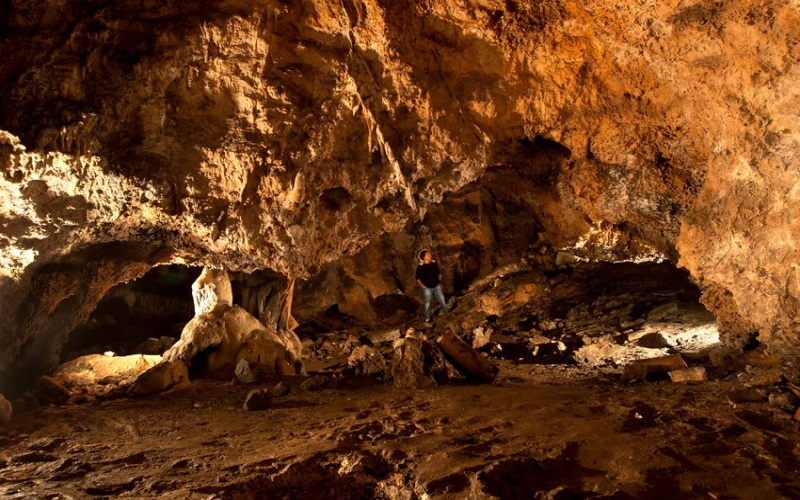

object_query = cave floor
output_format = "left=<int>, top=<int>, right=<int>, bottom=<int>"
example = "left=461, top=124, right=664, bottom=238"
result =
left=2, top=360, right=799, bottom=499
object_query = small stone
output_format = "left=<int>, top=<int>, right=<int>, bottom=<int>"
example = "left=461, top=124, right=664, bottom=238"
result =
left=795, top=407, right=800, bottom=423
left=243, top=389, right=273, bottom=411
left=235, top=359, right=256, bottom=384
left=668, top=366, right=707, bottom=383
left=271, top=381, right=291, bottom=398
left=299, top=375, right=328, bottom=392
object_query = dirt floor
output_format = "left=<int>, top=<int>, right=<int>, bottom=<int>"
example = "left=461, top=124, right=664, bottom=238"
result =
left=1, top=358, right=799, bottom=499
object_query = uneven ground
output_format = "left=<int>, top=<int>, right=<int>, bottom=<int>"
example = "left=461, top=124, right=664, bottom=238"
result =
left=2, top=363, right=799, bottom=499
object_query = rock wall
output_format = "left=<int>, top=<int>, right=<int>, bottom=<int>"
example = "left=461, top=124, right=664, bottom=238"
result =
left=0, top=0, right=798, bottom=392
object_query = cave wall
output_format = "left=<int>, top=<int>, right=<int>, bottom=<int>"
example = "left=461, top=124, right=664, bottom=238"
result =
left=0, top=0, right=798, bottom=389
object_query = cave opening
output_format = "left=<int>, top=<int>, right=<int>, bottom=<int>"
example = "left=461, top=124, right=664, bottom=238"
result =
left=60, top=264, right=202, bottom=362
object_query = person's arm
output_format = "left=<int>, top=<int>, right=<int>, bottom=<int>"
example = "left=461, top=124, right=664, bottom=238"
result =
left=417, top=279, right=426, bottom=288
left=415, top=266, right=425, bottom=288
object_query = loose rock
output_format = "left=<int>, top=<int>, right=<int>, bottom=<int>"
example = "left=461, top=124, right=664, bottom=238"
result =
left=235, top=359, right=256, bottom=384
left=299, top=375, right=328, bottom=392
left=391, top=335, right=442, bottom=389
left=348, top=345, right=387, bottom=376
left=271, top=381, right=291, bottom=397
left=0, top=393, right=11, bottom=422
left=437, top=329, right=499, bottom=383
left=243, top=389, right=273, bottom=411
left=668, top=366, right=707, bottom=383
left=622, top=355, right=687, bottom=382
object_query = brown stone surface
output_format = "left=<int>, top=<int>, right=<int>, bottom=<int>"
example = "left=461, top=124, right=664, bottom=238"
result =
left=0, top=1, right=798, bottom=394
left=622, top=354, right=688, bottom=382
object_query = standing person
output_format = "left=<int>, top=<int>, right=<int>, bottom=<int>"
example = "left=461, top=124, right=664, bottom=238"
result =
left=415, top=249, right=449, bottom=322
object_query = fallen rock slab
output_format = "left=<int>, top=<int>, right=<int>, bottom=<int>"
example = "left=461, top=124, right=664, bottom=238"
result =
left=744, top=368, right=784, bottom=388
left=668, top=366, right=707, bottom=383
left=437, top=329, right=499, bottom=383
left=622, top=354, right=687, bottom=382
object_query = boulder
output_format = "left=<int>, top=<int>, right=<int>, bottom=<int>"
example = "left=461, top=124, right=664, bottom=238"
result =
left=129, top=361, right=190, bottom=396
left=52, top=354, right=161, bottom=388
left=348, top=345, right=387, bottom=376
left=0, top=393, right=11, bottom=422
left=390, top=332, right=446, bottom=389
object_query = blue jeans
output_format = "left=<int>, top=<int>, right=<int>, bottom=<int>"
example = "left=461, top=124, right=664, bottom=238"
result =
left=422, top=284, right=448, bottom=321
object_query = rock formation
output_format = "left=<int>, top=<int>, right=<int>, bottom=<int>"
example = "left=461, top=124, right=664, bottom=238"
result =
left=0, top=0, right=798, bottom=394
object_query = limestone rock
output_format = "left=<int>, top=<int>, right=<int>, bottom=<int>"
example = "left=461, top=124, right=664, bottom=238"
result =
left=622, top=355, right=688, bottom=382
left=0, top=393, right=11, bottom=423
left=437, top=329, right=499, bottom=383
left=243, top=389, right=273, bottom=411
left=52, top=354, right=161, bottom=388
left=192, top=268, right=233, bottom=316
left=299, top=375, right=328, bottom=392
left=163, top=305, right=303, bottom=380
left=636, top=333, right=671, bottom=349
left=129, top=361, right=190, bottom=396
left=668, top=366, right=707, bottom=383
left=390, top=333, right=446, bottom=389
left=348, top=345, right=387, bottom=376
left=271, top=382, right=291, bottom=398
left=235, top=359, right=256, bottom=384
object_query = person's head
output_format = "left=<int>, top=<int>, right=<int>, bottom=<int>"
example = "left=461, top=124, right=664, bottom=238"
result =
left=419, top=249, right=432, bottom=263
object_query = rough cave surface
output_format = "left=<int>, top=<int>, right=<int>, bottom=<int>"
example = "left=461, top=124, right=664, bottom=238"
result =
left=0, top=0, right=799, bottom=497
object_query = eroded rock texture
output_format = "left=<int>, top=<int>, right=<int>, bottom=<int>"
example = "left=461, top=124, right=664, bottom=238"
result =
left=0, top=0, right=798, bottom=393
